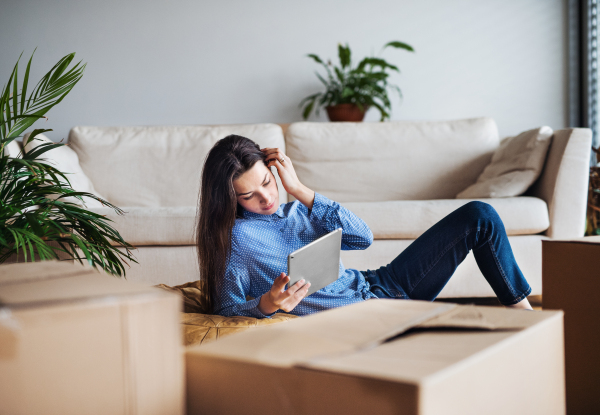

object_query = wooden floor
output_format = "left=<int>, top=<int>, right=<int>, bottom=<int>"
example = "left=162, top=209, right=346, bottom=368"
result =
left=435, top=295, right=543, bottom=310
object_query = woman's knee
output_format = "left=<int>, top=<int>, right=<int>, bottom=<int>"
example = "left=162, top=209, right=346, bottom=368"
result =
left=459, top=201, right=502, bottom=226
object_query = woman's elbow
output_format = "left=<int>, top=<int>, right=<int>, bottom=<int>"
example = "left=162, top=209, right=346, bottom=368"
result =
left=352, top=229, right=374, bottom=250
left=341, top=228, right=373, bottom=250
left=364, top=228, right=374, bottom=248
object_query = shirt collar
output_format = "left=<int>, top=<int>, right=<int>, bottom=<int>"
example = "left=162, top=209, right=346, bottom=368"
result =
left=242, top=204, right=285, bottom=221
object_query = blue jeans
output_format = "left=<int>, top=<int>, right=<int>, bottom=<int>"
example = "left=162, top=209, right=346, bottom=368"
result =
left=361, top=201, right=532, bottom=306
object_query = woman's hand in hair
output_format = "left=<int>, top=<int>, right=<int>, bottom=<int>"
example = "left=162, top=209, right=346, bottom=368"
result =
left=258, top=272, right=311, bottom=315
left=262, top=148, right=315, bottom=210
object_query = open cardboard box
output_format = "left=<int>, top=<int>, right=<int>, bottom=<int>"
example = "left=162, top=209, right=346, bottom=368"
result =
left=0, top=261, right=184, bottom=415
left=186, top=300, right=565, bottom=415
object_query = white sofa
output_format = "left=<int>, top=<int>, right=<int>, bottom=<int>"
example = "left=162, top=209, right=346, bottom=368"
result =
left=67, top=117, right=591, bottom=298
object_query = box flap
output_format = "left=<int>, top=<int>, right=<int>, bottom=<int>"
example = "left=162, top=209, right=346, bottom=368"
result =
left=297, top=306, right=561, bottom=384
left=0, top=261, right=163, bottom=308
left=414, top=304, right=533, bottom=330
left=192, top=300, right=457, bottom=367
left=189, top=300, right=562, bottom=384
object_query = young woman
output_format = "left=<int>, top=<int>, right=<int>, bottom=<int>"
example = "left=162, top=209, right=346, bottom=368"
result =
left=196, top=135, right=533, bottom=318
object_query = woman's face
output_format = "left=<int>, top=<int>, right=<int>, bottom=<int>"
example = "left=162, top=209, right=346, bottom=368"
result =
left=233, top=161, right=279, bottom=215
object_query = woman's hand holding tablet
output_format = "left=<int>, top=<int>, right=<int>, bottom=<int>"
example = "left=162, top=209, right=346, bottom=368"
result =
left=257, top=228, right=343, bottom=315
left=258, top=273, right=311, bottom=315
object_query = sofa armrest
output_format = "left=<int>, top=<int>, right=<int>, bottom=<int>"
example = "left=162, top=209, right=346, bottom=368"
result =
left=529, top=128, right=592, bottom=239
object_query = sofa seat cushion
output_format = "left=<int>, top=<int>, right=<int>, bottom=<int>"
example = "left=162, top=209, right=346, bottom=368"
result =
left=90, top=206, right=197, bottom=246
left=342, top=197, right=549, bottom=239
left=95, top=197, right=549, bottom=246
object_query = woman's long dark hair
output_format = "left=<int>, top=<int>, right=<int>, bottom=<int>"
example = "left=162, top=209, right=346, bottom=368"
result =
left=196, top=134, right=266, bottom=313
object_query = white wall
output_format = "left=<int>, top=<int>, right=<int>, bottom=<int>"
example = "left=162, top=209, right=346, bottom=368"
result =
left=0, top=0, right=565, bottom=141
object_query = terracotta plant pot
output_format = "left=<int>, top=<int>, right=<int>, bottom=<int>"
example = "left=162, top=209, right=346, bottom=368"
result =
left=326, top=104, right=369, bottom=122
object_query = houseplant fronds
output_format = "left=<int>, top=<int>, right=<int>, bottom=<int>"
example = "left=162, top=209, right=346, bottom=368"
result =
left=1, top=52, right=136, bottom=276
left=300, top=41, right=414, bottom=121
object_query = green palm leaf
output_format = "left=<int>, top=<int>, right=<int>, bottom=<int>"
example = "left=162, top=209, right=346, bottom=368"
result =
left=4, top=52, right=85, bottom=141
left=338, top=44, right=351, bottom=69
left=0, top=52, right=136, bottom=277
left=384, top=41, right=415, bottom=52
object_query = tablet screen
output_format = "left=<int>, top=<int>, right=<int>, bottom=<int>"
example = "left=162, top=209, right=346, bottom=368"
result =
left=287, top=228, right=342, bottom=296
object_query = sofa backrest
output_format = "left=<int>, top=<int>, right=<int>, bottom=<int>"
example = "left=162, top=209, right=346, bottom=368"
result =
left=286, top=117, right=500, bottom=202
left=69, top=124, right=287, bottom=207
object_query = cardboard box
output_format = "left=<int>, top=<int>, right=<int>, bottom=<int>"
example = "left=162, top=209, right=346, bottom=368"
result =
left=0, top=261, right=184, bottom=415
left=543, top=237, right=600, bottom=415
left=186, top=300, right=565, bottom=415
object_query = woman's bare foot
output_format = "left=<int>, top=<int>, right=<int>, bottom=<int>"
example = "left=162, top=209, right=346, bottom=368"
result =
left=507, top=297, right=533, bottom=310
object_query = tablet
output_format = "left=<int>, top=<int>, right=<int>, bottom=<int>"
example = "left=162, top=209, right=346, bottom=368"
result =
left=287, top=228, right=342, bottom=296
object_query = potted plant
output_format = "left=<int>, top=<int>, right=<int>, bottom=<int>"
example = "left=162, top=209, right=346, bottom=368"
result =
left=0, top=51, right=136, bottom=276
left=587, top=146, right=600, bottom=235
left=300, top=41, right=414, bottom=122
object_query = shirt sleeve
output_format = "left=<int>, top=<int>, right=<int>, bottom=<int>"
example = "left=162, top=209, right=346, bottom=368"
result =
left=309, top=192, right=373, bottom=250
left=214, top=251, right=276, bottom=319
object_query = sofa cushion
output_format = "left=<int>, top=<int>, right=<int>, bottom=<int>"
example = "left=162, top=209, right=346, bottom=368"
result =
left=89, top=206, right=197, bottom=246
left=23, top=133, right=106, bottom=207
left=286, top=117, right=499, bottom=202
left=69, top=124, right=287, bottom=208
left=3, top=138, right=21, bottom=157
left=456, top=126, right=553, bottom=198
left=342, top=197, right=549, bottom=239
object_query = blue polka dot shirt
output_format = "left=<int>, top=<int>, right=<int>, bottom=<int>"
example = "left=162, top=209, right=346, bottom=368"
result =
left=215, top=192, right=377, bottom=318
